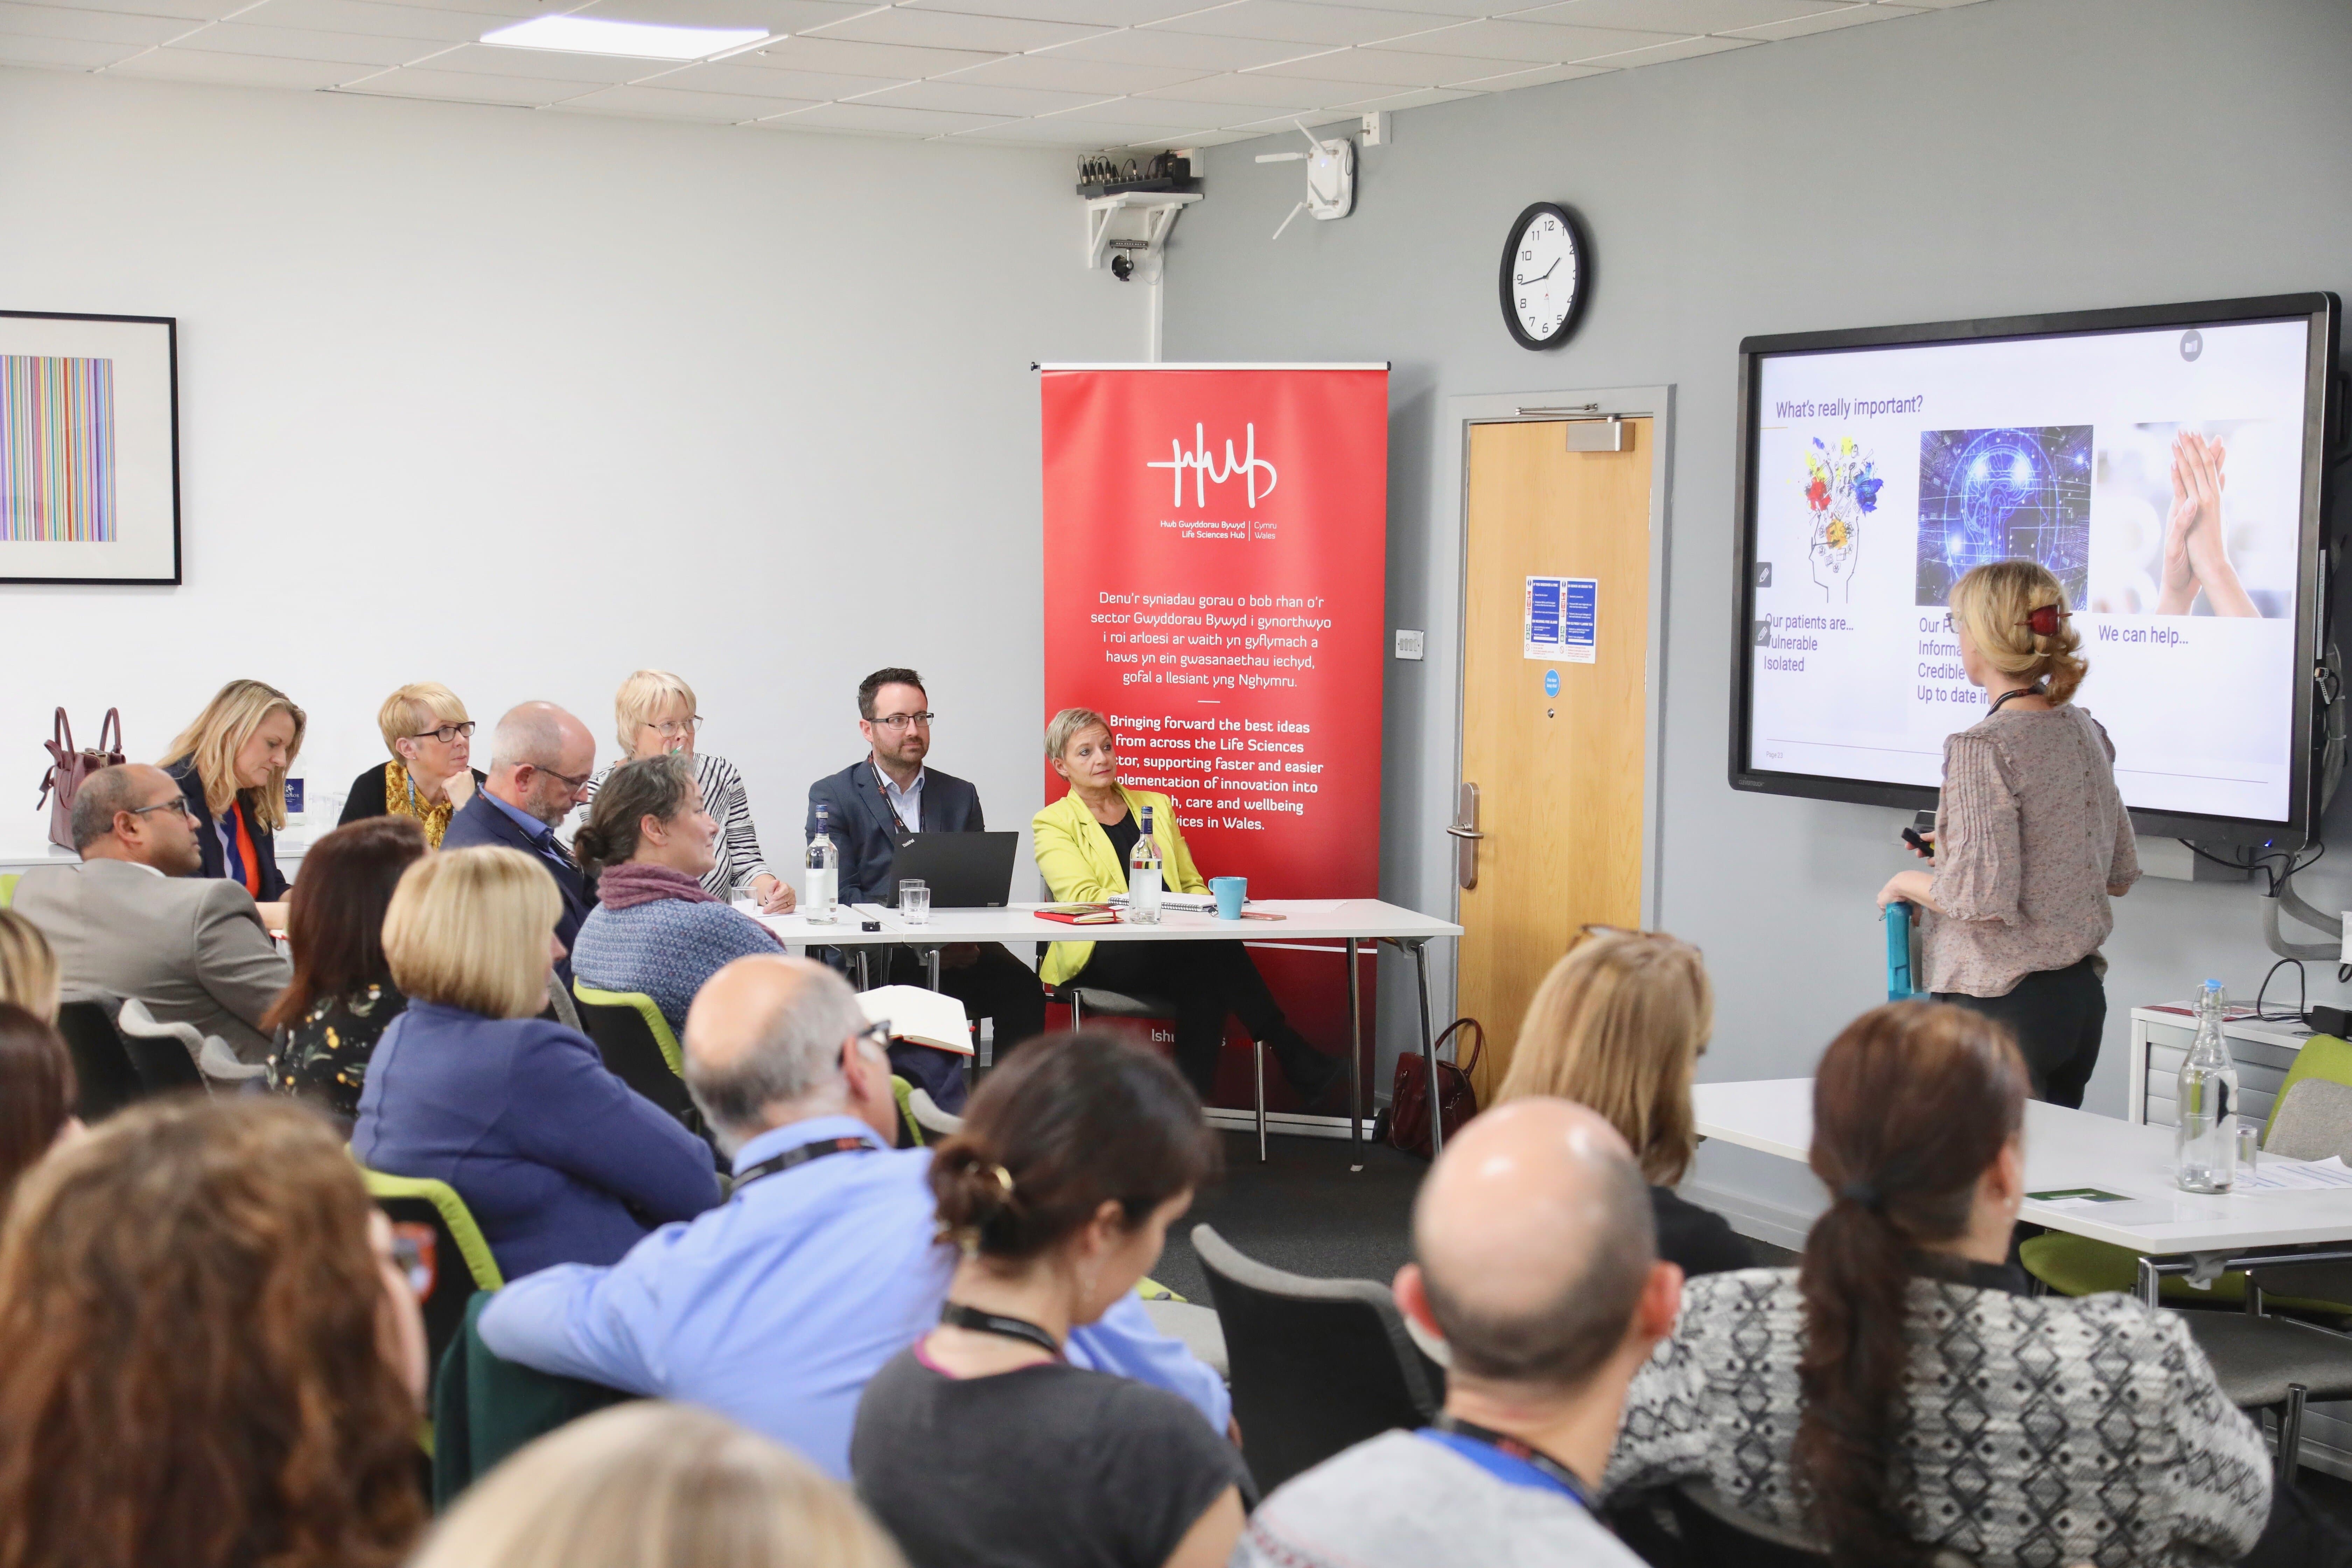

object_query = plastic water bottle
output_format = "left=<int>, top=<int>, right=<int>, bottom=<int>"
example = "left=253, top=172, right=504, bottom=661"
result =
left=805, top=805, right=839, bottom=925
left=1127, top=806, right=1163, bottom=925
left=2176, top=979, right=2239, bottom=1194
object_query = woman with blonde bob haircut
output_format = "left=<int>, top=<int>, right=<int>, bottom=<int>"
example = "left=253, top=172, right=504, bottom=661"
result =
left=413, top=1402, right=904, bottom=1568
left=1499, top=929, right=1750, bottom=1277
left=1876, top=559, right=2136, bottom=1108
left=159, top=677, right=306, bottom=902
left=0, top=909, right=60, bottom=1023
left=354, top=847, right=720, bottom=1279
left=336, top=681, right=485, bottom=848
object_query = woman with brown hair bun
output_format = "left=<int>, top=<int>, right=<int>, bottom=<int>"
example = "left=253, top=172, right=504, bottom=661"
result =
left=1875, top=559, right=2136, bottom=1107
left=0, top=1096, right=428, bottom=1568
left=1604, top=1001, right=2274, bottom=1568
left=851, top=1030, right=1247, bottom=1568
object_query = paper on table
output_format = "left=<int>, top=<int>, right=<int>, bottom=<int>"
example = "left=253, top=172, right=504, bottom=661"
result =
left=2231, top=1155, right=2352, bottom=1192
left=2024, top=1189, right=2205, bottom=1229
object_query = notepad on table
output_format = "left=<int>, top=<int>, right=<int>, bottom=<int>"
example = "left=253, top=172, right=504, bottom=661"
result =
left=857, top=985, right=973, bottom=1056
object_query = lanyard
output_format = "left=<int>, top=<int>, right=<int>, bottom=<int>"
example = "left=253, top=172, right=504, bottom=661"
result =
left=939, top=1301, right=1064, bottom=1358
left=1987, top=684, right=2047, bottom=716
left=1430, top=1415, right=1593, bottom=1510
left=733, top=1135, right=878, bottom=1190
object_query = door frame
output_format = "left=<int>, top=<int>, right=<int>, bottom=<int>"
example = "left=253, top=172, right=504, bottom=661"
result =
left=1415, top=384, right=1677, bottom=1034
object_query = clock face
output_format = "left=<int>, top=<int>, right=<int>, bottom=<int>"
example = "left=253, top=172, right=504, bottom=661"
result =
left=1501, top=203, right=1584, bottom=350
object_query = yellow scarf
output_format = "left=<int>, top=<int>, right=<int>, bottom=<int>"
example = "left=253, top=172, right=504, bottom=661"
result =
left=385, top=760, right=458, bottom=849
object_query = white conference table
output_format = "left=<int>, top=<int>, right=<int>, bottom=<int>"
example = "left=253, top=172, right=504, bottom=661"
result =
left=755, top=898, right=1464, bottom=1163
left=1694, top=1078, right=2352, bottom=1304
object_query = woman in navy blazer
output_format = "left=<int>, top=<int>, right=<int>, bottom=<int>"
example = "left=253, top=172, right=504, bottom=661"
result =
left=159, top=678, right=305, bottom=905
left=352, top=845, right=719, bottom=1280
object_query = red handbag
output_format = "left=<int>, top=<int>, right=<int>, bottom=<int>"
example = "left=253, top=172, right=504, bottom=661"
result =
left=38, top=708, right=124, bottom=850
left=1385, top=1017, right=1484, bottom=1160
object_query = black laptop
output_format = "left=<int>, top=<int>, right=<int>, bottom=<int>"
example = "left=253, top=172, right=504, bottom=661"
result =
left=884, top=831, right=1019, bottom=908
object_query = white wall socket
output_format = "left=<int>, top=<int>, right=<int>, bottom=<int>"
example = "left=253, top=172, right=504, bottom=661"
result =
left=1361, top=111, right=1389, bottom=146
left=1394, top=628, right=1425, bottom=660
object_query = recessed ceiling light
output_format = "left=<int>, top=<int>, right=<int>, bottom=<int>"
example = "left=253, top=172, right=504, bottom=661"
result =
left=479, top=15, right=768, bottom=60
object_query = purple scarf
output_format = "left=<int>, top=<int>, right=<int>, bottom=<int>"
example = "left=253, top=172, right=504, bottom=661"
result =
left=595, top=862, right=720, bottom=911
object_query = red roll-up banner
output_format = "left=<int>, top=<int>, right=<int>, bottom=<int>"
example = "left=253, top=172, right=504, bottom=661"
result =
left=1040, top=363, right=1388, bottom=1111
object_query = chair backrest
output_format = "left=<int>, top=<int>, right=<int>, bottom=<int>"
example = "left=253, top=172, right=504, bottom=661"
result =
left=433, top=1292, right=630, bottom=1509
left=570, top=982, right=695, bottom=1121
left=1192, top=1223, right=1442, bottom=1495
left=0, top=872, right=18, bottom=908
left=52, top=997, right=145, bottom=1121
left=112, top=999, right=215, bottom=1094
left=2263, top=1032, right=2352, bottom=1147
left=890, top=1076, right=925, bottom=1147
left=362, top=1166, right=503, bottom=1388
left=2267, top=1075, right=2352, bottom=1162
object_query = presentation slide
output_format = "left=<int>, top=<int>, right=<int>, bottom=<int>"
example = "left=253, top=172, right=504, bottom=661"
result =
left=1746, top=316, right=2312, bottom=823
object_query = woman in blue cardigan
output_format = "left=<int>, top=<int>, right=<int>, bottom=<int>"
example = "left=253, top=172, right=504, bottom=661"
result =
left=353, top=845, right=720, bottom=1279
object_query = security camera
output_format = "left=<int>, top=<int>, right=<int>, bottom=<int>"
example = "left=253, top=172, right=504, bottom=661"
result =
left=1110, top=252, right=1135, bottom=282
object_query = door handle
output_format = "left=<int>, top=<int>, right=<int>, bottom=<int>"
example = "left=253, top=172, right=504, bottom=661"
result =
left=1451, top=783, right=1480, bottom=890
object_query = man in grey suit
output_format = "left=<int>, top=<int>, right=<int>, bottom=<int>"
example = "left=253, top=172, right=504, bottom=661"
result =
left=12, top=763, right=291, bottom=1064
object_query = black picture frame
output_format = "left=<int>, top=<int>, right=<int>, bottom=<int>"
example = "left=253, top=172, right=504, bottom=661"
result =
left=0, top=309, right=181, bottom=586
left=1727, top=291, right=2342, bottom=848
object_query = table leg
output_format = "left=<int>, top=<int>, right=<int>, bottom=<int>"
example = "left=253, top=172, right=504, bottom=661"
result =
left=1347, top=937, right=1363, bottom=1172
left=855, top=950, right=871, bottom=991
left=2137, top=1254, right=2161, bottom=1309
left=1412, top=939, right=1442, bottom=1157
left=925, top=947, right=941, bottom=992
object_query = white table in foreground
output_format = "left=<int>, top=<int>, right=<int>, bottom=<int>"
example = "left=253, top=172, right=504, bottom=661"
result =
left=1693, top=1077, right=2352, bottom=1301
left=756, top=899, right=1464, bottom=1162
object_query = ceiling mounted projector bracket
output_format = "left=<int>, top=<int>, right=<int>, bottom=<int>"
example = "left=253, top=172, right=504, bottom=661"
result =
left=1084, top=191, right=1203, bottom=280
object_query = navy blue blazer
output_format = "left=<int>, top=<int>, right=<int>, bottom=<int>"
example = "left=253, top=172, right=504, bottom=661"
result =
left=352, top=1000, right=720, bottom=1280
left=441, top=791, right=595, bottom=985
left=165, top=760, right=288, bottom=903
left=805, top=761, right=983, bottom=904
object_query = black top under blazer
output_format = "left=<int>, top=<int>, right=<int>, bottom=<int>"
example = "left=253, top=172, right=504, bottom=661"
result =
left=165, top=759, right=288, bottom=903
left=439, top=790, right=595, bottom=987
left=337, top=762, right=490, bottom=825
left=805, top=760, right=984, bottom=905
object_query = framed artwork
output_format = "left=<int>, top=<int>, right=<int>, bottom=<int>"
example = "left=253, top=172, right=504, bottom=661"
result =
left=0, top=310, right=179, bottom=585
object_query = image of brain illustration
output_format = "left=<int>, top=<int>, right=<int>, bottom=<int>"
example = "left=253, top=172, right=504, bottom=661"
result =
left=1804, top=437, right=1882, bottom=601
left=1915, top=426, right=2092, bottom=608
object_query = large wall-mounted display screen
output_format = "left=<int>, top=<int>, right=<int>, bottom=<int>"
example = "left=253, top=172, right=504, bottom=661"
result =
left=1731, top=293, right=2338, bottom=843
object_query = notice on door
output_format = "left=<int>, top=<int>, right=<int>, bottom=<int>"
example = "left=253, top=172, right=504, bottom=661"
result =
left=1524, top=575, right=1597, bottom=663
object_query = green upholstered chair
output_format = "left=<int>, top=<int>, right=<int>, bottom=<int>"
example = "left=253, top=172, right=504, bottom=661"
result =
left=570, top=981, right=697, bottom=1125
left=431, top=1293, right=629, bottom=1509
left=362, top=1167, right=503, bottom=1393
left=0, top=872, right=18, bottom=907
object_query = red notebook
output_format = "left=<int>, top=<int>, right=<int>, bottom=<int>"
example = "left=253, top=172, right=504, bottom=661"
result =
left=1035, top=904, right=1121, bottom=925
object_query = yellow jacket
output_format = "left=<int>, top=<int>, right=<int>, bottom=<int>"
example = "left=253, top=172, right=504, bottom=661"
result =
left=1031, top=785, right=1207, bottom=986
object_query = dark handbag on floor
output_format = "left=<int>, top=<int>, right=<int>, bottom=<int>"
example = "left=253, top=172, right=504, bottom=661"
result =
left=1384, top=1017, right=1483, bottom=1159
left=37, top=708, right=124, bottom=850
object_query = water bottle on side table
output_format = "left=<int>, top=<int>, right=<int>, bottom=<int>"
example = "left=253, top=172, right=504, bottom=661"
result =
left=1127, top=806, right=1163, bottom=926
left=805, top=805, right=839, bottom=925
left=2176, top=978, right=2239, bottom=1194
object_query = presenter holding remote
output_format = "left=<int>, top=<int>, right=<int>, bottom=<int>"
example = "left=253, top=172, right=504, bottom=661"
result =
left=1033, top=708, right=1338, bottom=1106
left=1876, top=561, right=2138, bottom=1107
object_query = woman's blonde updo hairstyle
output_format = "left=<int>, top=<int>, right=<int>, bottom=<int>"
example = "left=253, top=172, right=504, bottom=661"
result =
left=1949, top=559, right=2087, bottom=705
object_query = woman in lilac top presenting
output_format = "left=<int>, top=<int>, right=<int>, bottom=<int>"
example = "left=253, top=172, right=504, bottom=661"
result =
left=1876, top=560, right=2138, bottom=1107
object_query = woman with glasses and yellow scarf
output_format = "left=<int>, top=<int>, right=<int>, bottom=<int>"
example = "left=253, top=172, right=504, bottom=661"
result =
left=337, top=682, right=487, bottom=849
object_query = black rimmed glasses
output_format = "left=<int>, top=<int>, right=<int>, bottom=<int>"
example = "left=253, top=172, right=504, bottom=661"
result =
left=127, top=798, right=197, bottom=822
left=534, top=764, right=596, bottom=792
left=872, top=712, right=935, bottom=731
left=644, top=716, right=702, bottom=740
left=410, top=721, right=476, bottom=745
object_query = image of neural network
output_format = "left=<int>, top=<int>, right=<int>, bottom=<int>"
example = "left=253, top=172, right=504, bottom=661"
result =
left=1914, top=426, right=2092, bottom=607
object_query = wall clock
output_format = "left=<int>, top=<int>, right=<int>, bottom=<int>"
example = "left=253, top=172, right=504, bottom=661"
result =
left=1500, top=202, right=1586, bottom=350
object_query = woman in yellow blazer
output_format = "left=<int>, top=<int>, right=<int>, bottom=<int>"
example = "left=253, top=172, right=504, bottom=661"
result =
left=1033, top=707, right=1336, bottom=1103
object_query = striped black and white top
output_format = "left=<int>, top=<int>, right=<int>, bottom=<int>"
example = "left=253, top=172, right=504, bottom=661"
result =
left=576, top=751, right=774, bottom=901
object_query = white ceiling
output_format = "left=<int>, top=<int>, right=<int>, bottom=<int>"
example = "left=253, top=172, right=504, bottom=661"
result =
left=0, top=0, right=1981, bottom=147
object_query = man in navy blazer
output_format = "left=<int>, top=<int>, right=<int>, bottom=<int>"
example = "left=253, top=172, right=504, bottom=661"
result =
left=442, top=701, right=599, bottom=986
left=806, top=668, right=1047, bottom=1056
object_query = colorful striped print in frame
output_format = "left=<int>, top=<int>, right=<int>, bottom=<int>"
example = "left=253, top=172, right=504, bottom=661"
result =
left=0, top=354, right=117, bottom=543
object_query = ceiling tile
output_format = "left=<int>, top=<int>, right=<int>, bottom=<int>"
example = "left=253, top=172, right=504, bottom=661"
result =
left=763, top=98, right=1011, bottom=131
left=0, top=30, right=148, bottom=60
left=335, top=61, right=605, bottom=96
left=1279, top=0, right=1496, bottom=14
left=310, top=0, right=545, bottom=15
left=1900, top=0, right=1986, bottom=8
left=933, top=51, right=1208, bottom=91
left=232, top=0, right=527, bottom=40
left=1223, top=103, right=1358, bottom=130
left=575, top=0, right=875, bottom=29
left=1136, top=69, right=1346, bottom=105
left=1121, top=125, right=1249, bottom=146
left=1253, top=43, right=1518, bottom=82
left=902, top=0, right=1200, bottom=24
left=1035, top=94, right=1236, bottom=126
left=1588, top=28, right=1749, bottom=61
left=1145, top=0, right=1455, bottom=46
left=805, top=6, right=1106, bottom=51
left=550, top=82, right=806, bottom=115
left=423, top=39, right=674, bottom=78
left=1720, top=0, right=1909, bottom=34
left=851, top=76, right=1116, bottom=112
left=1034, top=27, right=1322, bottom=70
left=110, top=44, right=376, bottom=80
left=1438, top=55, right=1603, bottom=83
left=34, top=0, right=235, bottom=23
left=1365, top=17, right=1681, bottom=59
left=1501, top=0, right=1844, bottom=28
left=633, top=57, right=904, bottom=93
left=1321, top=81, right=1474, bottom=108
left=951, top=115, right=1198, bottom=143
left=164, top=19, right=432, bottom=63
left=0, top=2, right=195, bottom=44
left=743, top=32, right=1003, bottom=75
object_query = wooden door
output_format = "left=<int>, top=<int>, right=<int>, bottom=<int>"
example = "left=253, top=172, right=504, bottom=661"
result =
left=1457, top=418, right=1653, bottom=1099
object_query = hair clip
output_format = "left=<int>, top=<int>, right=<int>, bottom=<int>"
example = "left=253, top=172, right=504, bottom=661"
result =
left=2020, top=604, right=2066, bottom=637
left=989, top=1164, right=1015, bottom=1196
left=1839, top=1179, right=1882, bottom=1211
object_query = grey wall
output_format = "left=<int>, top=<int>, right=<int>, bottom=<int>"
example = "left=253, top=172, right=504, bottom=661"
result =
left=1163, top=0, right=2352, bottom=1225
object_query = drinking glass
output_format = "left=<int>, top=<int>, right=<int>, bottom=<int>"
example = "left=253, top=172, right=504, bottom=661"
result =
left=898, top=879, right=931, bottom=925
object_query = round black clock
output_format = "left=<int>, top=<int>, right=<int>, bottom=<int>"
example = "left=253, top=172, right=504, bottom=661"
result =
left=1500, top=202, right=1586, bottom=351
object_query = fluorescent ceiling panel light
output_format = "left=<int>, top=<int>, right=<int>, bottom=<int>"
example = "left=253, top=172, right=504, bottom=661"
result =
left=479, top=15, right=768, bottom=61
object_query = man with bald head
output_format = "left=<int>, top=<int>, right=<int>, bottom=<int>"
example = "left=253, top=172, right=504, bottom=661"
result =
left=478, top=954, right=1227, bottom=1479
left=441, top=700, right=599, bottom=983
left=1236, top=1100, right=1681, bottom=1568
left=12, top=763, right=290, bottom=1063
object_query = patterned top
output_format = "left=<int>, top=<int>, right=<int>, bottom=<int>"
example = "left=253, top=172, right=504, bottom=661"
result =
left=1604, top=1268, right=2271, bottom=1568
left=383, top=758, right=461, bottom=848
left=578, top=751, right=771, bottom=901
left=270, top=983, right=407, bottom=1121
left=572, top=896, right=784, bottom=1034
left=1925, top=704, right=2138, bottom=997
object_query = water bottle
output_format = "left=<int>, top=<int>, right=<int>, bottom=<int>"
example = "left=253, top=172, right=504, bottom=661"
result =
left=1127, top=806, right=1163, bottom=925
left=805, top=805, right=839, bottom=925
left=2176, top=978, right=2239, bottom=1194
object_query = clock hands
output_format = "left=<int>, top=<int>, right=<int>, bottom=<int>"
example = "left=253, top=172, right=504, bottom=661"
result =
left=1516, top=258, right=1560, bottom=286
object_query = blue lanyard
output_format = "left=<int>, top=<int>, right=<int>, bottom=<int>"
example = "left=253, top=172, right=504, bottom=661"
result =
left=1421, top=1418, right=1593, bottom=1511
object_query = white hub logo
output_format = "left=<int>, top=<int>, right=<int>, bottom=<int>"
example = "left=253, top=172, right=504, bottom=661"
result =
left=1147, top=423, right=1278, bottom=507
